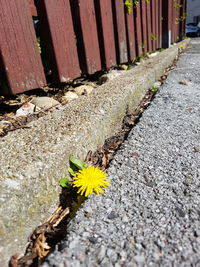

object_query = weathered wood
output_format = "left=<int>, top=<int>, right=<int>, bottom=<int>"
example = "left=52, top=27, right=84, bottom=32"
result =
left=141, top=0, right=148, bottom=54
left=29, top=0, right=37, bottom=16
left=134, top=2, right=143, bottom=56
left=146, top=0, right=152, bottom=52
left=172, top=0, right=177, bottom=43
left=155, top=0, right=159, bottom=48
left=126, top=8, right=136, bottom=61
left=151, top=0, right=156, bottom=50
left=35, top=0, right=81, bottom=83
left=112, top=0, right=128, bottom=63
left=70, top=0, right=101, bottom=74
left=162, top=0, right=173, bottom=48
left=94, top=0, right=116, bottom=68
left=0, top=0, right=46, bottom=95
left=176, top=0, right=181, bottom=42
left=179, top=0, right=186, bottom=40
left=158, top=0, right=162, bottom=48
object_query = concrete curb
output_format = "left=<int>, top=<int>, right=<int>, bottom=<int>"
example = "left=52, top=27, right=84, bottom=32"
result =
left=0, top=39, right=190, bottom=265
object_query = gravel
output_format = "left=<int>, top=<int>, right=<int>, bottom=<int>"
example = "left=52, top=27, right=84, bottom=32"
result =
left=43, top=39, right=200, bottom=267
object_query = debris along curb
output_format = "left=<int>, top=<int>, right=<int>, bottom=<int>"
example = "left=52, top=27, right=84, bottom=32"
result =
left=0, top=39, right=190, bottom=265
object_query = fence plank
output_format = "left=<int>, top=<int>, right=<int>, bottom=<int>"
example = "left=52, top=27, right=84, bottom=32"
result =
left=158, top=0, right=162, bottom=48
left=141, top=0, right=148, bottom=54
left=35, top=0, right=81, bottom=83
left=172, top=0, right=176, bottom=43
left=0, top=0, right=46, bottom=95
left=155, top=0, right=159, bottom=48
left=94, top=0, right=116, bottom=69
left=151, top=0, right=156, bottom=50
left=125, top=9, right=136, bottom=61
left=179, top=0, right=186, bottom=40
left=112, top=0, right=128, bottom=63
left=176, top=0, right=181, bottom=42
left=77, top=0, right=101, bottom=74
left=29, top=0, right=37, bottom=16
left=146, top=0, right=152, bottom=52
left=134, top=2, right=143, bottom=56
left=162, top=0, right=173, bottom=48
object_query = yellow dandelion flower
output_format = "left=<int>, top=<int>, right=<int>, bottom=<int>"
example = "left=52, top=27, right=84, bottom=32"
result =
left=73, top=166, right=110, bottom=197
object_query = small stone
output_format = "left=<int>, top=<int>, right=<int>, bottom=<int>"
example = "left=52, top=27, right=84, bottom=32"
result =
left=149, top=52, right=159, bottom=57
left=134, top=255, right=145, bottom=264
left=84, top=206, right=93, bottom=214
left=4, top=179, right=20, bottom=190
left=176, top=207, right=185, bottom=217
left=106, top=248, right=118, bottom=262
left=31, top=97, right=60, bottom=109
left=120, top=251, right=127, bottom=261
left=153, top=252, right=162, bottom=260
left=16, top=102, right=41, bottom=116
left=62, top=92, right=78, bottom=102
left=122, top=215, right=129, bottom=223
left=183, top=178, right=193, bottom=184
left=97, top=245, right=106, bottom=262
left=194, top=145, right=200, bottom=152
left=119, top=64, right=128, bottom=70
left=88, top=236, right=98, bottom=244
left=107, top=211, right=118, bottom=220
left=98, top=70, right=124, bottom=84
left=179, top=80, right=192, bottom=86
left=99, top=109, right=105, bottom=115
left=73, top=85, right=94, bottom=96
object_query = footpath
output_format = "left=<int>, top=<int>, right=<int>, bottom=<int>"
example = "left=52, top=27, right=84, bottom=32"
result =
left=44, top=39, right=200, bottom=267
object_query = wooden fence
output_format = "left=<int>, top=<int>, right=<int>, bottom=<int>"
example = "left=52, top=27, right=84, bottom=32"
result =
left=0, top=0, right=187, bottom=95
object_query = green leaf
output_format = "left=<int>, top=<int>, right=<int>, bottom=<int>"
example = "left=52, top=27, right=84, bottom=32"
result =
left=68, top=167, right=76, bottom=177
left=59, top=178, right=71, bottom=188
left=69, top=155, right=87, bottom=170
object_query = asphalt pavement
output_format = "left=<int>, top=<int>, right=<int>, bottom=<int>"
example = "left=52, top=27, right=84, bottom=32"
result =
left=43, top=39, right=200, bottom=267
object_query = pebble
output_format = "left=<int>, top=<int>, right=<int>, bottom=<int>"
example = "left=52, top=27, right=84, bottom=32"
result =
left=97, top=245, right=106, bottom=262
left=62, top=92, right=78, bottom=102
left=194, top=145, right=200, bottom=152
left=73, top=85, right=94, bottom=96
left=16, top=102, right=41, bottom=116
left=179, top=79, right=192, bottom=86
left=107, top=211, right=118, bottom=220
left=31, top=97, right=60, bottom=109
left=98, top=70, right=125, bottom=85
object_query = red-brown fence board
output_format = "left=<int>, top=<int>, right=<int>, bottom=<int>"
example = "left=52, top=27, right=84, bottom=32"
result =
left=151, top=0, right=156, bottom=50
left=134, top=2, right=143, bottom=56
left=0, top=0, right=46, bottom=95
left=126, top=9, right=136, bottom=61
left=78, top=0, right=101, bottom=74
left=174, top=1, right=178, bottom=42
left=146, top=1, right=152, bottom=52
left=141, top=0, right=148, bottom=54
left=155, top=0, right=159, bottom=48
left=172, top=1, right=176, bottom=43
left=112, top=0, right=128, bottom=64
left=176, top=0, right=182, bottom=41
left=29, top=0, right=37, bottom=16
left=158, top=0, right=162, bottom=47
left=95, top=0, right=116, bottom=68
left=179, top=0, right=186, bottom=40
left=162, top=0, right=173, bottom=47
left=169, top=0, right=173, bottom=44
left=35, top=0, right=80, bottom=83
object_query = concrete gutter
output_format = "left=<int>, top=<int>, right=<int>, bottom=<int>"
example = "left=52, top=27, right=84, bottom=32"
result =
left=0, top=39, right=190, bottom=265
